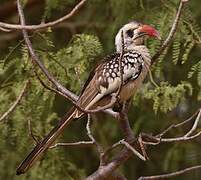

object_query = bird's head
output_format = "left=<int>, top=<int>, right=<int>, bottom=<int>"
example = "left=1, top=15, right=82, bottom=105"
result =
left=115, top=21, right=160, bottom=52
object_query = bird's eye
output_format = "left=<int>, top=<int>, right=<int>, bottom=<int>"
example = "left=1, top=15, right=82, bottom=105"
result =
left=126, top=29, right=134, bottom=38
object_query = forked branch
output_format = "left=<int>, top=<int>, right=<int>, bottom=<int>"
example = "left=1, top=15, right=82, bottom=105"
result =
left=0, top=0, right=87, bottom=31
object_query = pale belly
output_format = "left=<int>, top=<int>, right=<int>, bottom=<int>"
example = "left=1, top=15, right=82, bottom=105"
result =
left=119, top=68, right=148, bottom=102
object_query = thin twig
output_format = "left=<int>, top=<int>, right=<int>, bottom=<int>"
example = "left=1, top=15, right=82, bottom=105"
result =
left=87, top=115, right=105, bottom=165
left=151, top=0, right=189, bottom=64
left=86, top=115, right=96, bottom=143
left=27, top=119, right=40, bottom=144
left=49, top=141, right=94, bottom=149
left=120, top=139, right=146, bottom=161
left=156, top=108, right=200, bottom=138
left=0, top=81, right=29, bottom=122
left=140, top=108, right=201, bottom=144
left=0, top=0, right=87, bottom=31
left=138, top=164, right=201, bottom=180
left=143, top=131, right=201, bottom=144
left=148, top=70, right=159, bottom=87
left=2, top=38, right=25, bottom=68
left=138, top=134, right=149, bottom=160
left=184, top=109, right=201, bottom=137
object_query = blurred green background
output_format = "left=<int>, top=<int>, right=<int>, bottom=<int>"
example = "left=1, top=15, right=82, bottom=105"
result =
left=0, top=0, right=201, bottom=179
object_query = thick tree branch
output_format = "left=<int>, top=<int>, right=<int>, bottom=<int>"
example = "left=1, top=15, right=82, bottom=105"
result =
left=0, top=81, right=29, bottom=122
left=0, top=0, right=86, bottom=31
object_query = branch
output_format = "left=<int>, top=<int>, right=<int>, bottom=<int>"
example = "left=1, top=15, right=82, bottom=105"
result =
left=87, top=106, right=201, bottom=179
left=0, top=26, right=11, bottom=32
left=138, top=165, right=201, bottom=180
left=34, top=69, right=118, bottom=115
left=119, top=139, right=146, bottom=161
left=0, top=80, right=29, bottom=122
left=142, top=131, right=201, bottom=144
left=86, top=101, right=137, bottom=179
left=87, top=115, right=105, bottom=165
left=49, top=141, right=94, bottom=149
left=141, top=107, right=201, bottom=144
left=138, top=107, right=201, bottom=147
left=0, top=0, right=86, bottom=31
left=151, top=0, right=189, bottom=64
left=155, top=108, right=200, bottom=138
left=17, top=0, right=77, bottom=102
left=86, top=144, right=133, bottom=180
left=27, top=119, right=40, bottom=144
left=184, top=108, right=201, bottom=137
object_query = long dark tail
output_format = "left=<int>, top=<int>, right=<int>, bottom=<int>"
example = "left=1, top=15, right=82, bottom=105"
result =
left=16, top=107, right=76, bottom=175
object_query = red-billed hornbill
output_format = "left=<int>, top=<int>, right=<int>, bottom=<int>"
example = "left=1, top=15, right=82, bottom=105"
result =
left=16, top=21, right=160, bottom=175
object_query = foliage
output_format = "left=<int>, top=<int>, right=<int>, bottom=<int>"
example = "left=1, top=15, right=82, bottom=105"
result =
left=142, top=81, right=192, bottom=113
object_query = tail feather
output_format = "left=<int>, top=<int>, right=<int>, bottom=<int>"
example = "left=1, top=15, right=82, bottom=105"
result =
left=16, top=107, right=76, bottom=175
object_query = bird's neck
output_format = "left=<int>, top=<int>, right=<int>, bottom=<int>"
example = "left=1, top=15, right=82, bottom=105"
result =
left=126, top=45, right=152, bottom=69
left=117, top=45, right=151, bottom=60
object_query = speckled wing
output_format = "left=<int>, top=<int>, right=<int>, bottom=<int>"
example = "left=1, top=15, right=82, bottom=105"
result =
left=74, top=54, right=120, bottom=116
left=74, top=51, right=144, bottom=117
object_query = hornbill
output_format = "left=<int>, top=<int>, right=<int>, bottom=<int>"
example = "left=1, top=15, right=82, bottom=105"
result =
left=16, top=21, right=160, bottom=175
